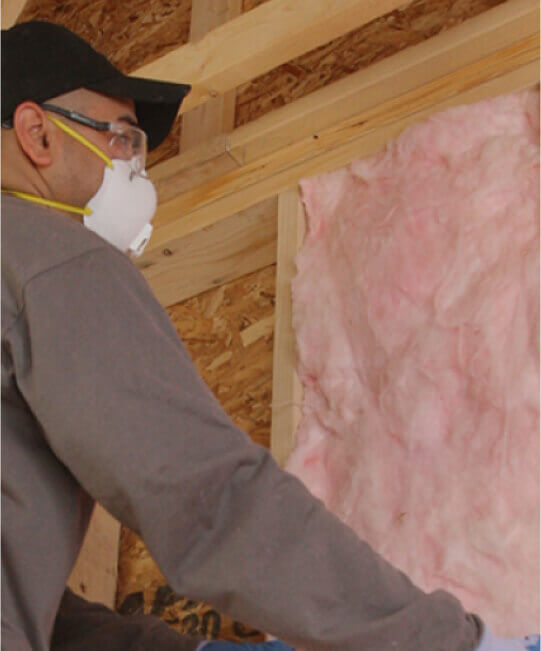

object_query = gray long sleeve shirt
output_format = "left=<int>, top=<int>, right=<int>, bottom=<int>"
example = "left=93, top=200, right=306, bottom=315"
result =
left=1, top=195, right=483, bottom=650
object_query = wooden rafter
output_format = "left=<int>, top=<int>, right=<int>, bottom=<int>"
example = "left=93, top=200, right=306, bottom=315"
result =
left=132, top=0, right=415, bottom=114
left=138, top=0, right=540, bottom=308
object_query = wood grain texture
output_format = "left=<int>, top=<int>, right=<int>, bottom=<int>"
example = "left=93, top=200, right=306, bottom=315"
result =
left=146, top=0, right=534, bottom=199
left=271, top=190, right=305, bottom=467
left=133, top=0, right=417, bottom=113
left=138, top=194, right=278, bottom=307
left=17, top=0, right=192, bottom=73
left=180, top=0, right=241, bottom=151
left=151, top=60, right=537, bottom=252
left=153, top=0, right=509, bottom=168
left=235, top=0, right=508, bottom=126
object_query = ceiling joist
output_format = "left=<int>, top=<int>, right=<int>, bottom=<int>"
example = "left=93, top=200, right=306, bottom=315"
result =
left=132, top=0, right=415, bottom=114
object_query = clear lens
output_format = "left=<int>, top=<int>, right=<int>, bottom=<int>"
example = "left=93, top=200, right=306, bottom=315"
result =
left=109, top=123, right=147, bottom=174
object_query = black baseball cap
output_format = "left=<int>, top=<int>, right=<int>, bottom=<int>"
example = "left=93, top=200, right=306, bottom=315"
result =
left=1, top=21, right=191, bottom=151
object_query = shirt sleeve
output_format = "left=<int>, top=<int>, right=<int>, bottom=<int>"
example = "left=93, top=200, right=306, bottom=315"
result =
left=14, top=246, right=481, bottom=651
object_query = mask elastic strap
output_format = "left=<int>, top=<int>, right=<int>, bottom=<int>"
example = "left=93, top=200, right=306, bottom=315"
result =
left=47, top=114, right=114, bottom=169
left=1, top=189, right=92, bottom=216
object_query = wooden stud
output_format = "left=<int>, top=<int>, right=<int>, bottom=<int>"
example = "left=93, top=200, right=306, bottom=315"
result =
left=133, top=0, right=416, bottom=114
left=271, top=188, right=305, bottom=467
left=154, top=55, right=537, bottom=236
left=67, top=504, right=119, bottom=608
left=180, top=0, right=242, bottom=151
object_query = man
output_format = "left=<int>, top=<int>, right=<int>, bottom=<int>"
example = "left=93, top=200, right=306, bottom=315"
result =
left=1, top=20, right=538, bottom=651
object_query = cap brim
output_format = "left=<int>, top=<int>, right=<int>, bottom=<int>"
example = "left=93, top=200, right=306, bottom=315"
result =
left=87, top=74, right=191, bottom=151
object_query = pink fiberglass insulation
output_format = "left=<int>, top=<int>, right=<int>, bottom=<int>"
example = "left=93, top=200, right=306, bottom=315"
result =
left=287, top=90, right=540, bottom=636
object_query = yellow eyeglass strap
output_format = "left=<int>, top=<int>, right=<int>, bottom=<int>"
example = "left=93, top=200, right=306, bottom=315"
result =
left=47, top=114, right=113, bottom=169
left=1, top=189, right=92, bottom=216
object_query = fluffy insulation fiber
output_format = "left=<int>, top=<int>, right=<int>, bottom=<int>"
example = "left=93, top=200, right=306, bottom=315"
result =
left=287, top=90, right=540, bottom=635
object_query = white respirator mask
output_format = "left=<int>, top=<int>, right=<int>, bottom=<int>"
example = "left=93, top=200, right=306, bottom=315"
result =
left=44, top=111, right=158, bottom=257
left=2, top=108, right=157, bottom=257
left=84, top=159, right=157, bottom=257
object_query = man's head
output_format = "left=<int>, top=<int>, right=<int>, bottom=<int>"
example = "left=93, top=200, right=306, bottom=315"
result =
left=2, top=21, right=190, bottom=253
left=2, top=21, right=190, bottom=151
left=2, top=88, right=142, bottom=211
left=2, top=21, right=191, bottom=200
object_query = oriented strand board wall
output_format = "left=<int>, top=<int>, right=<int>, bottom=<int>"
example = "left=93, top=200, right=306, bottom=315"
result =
left=14, top=0, right=512, bottom=643
left=17, top=0, right=193, bottom=71
left=235, top=0, right=508, bottom=125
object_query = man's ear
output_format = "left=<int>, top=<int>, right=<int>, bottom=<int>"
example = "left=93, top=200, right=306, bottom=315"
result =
left=13, top=102, right=56, bottom=167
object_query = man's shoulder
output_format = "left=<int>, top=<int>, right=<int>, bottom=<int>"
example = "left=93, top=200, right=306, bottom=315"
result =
left=1, top=195, right=139, bottom=314
left=2, top=194, right=117, bottom=284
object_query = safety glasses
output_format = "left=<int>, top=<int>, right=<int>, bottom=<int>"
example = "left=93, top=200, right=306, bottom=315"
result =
left=41, top=103, right=148, bottom=174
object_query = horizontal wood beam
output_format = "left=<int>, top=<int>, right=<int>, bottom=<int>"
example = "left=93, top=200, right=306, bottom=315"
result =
left=132, top=0, right=413, bottom=114
left=144, top=0, right=538, bottom=238
left=140, top=198, right=277, bottom=306
left=152, top=136, right=239, bottom=205
left=150, top=0, right=539, bottom=205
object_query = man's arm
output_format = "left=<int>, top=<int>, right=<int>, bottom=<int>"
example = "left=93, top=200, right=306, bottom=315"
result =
left=15, top=246, right=481, bottom=650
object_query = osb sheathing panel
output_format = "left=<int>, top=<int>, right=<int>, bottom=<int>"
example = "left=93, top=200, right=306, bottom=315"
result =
left=16, top=0, right=509, bottom=642
left=235, top=0, right=508, bottom=125
left=17, top=0, right=192, bottom=71
left=116, top=266, right=276, bottom=643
